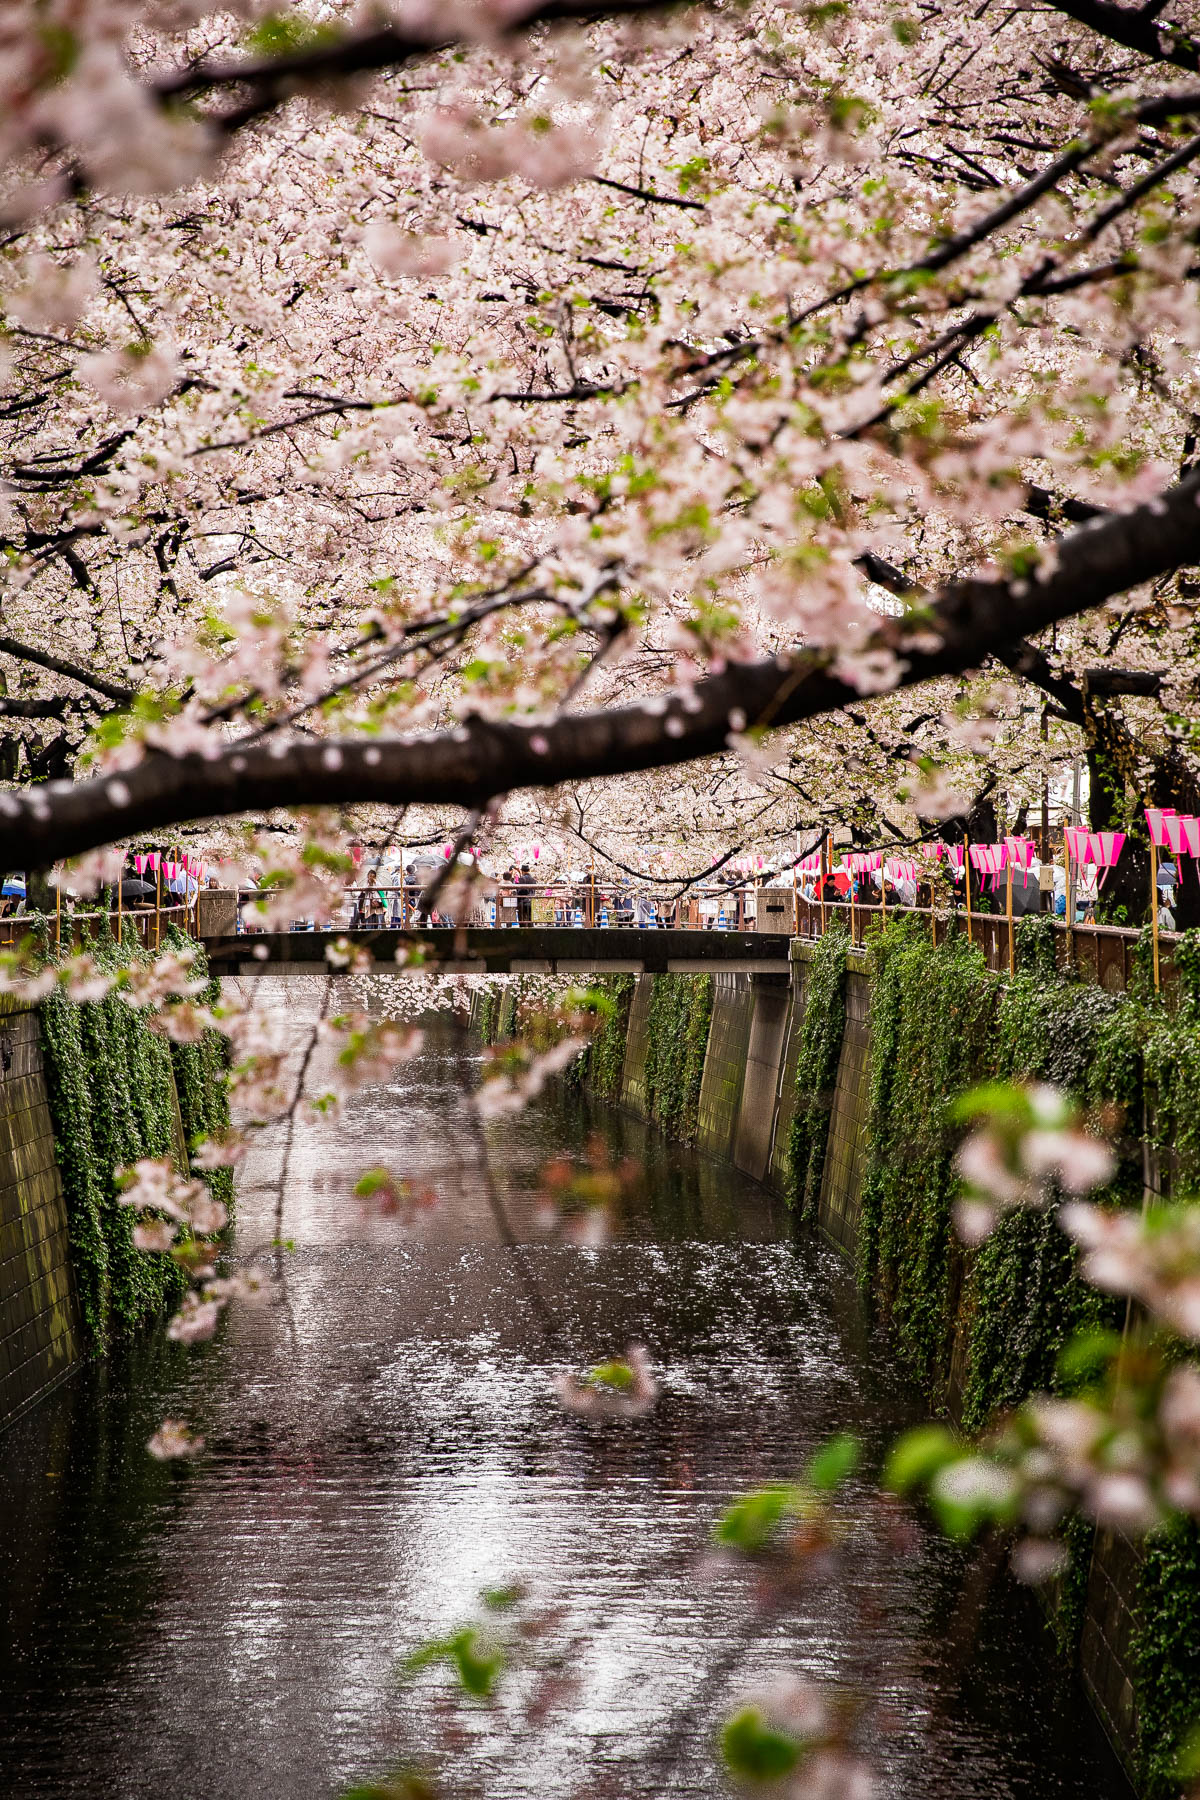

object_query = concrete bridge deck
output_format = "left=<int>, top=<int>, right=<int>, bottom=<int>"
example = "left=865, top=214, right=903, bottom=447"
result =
left=202, top=925, right=792, bottom=977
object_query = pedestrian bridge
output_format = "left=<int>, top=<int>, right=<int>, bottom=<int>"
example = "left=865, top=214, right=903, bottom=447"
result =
left=201, top=925, right=793, bottom=977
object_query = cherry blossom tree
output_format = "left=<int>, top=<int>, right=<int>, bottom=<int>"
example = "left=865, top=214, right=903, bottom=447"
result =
left=1, top=0, right=1199, bottom=894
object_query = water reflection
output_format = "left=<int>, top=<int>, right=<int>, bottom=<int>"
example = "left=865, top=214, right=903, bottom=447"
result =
left=0, top=980, right=1129, bottom=1798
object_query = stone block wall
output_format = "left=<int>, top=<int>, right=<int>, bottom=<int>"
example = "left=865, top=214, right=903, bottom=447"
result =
left=815, top=961, right=872, bottom=1256
left=696, top=974, right=754, bottom=1160
left=733, top=977, right=791, bottom=1183
left=0, top=1001, right=80, bottom=1430
left=620, top=974, right=654, bottom=1118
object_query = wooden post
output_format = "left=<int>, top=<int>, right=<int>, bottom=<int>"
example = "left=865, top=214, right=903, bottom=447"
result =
left=820, top=836, right=828, bottom=937
left=849, top=860, right=856, bottom=946
left=1006, top=858, right=1015, bottom=976
left=792, top=860, right=798, bottom=937
left=1151, top=833, right=1161, bottom=992
left=963, top=833, right=972, bottom=948
left=881, top=860, right=888, bottom=924
left=1066, top=835, right=1077, bottom=972
left=55, top=877, right=61, bottom=950
left=589, top=849, right=596, bottom=928
left=154, top=859, right=161, bottom=947
left=116, top=859, right=123, bottom=943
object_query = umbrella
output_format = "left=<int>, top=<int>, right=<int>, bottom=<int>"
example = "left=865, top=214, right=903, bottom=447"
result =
left=1158, top=861, right=1178, bottom=889
left=1, top=877, right=26, bottom=897
left=119, top=877, right=156, bottom=904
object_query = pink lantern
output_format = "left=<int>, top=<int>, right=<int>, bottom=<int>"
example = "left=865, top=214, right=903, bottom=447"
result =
left=848, top=851, right=882, bottom=874
left=146, top=851, right=159, bottom=872
left=1063, top=825, right=1088, bottom=863
left=968, top=843, right=1007, bottom=874
left=1146, top=807, right=1178, bottom=847
left=946, top=844, right=965, bottom=874
left=134, top=853, right=147, bottom=875
left=1085, top=830, right=1126, bottom=868
left=884, top=857, right=918, bottom=882
left=1164, top=814, right=1200, bottom=857
left=532, top=844, right=540, bottom=860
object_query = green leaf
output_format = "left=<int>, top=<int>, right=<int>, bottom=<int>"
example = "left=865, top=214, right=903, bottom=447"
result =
left=714, top=1484, right=799, bottom=1552
left=882, top=1424, right=958, bottom=1495
left=805, top=1433, right=860, bottom=1492
left=448, top=1626, right=504, bottom=1697
left=721, top=1707, right=803, bottom=1780
left=1056, top=1328, right=1122, bottom=1386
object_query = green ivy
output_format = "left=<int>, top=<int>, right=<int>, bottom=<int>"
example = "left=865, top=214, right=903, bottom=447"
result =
left=785, top=925, right=850, bottom=1220
left=1134, top=1520, right=1200, bottom=1799
left=37, top=927, right=228, bottom=1351
left=858, top=921, right=997, bottom=1399
left=642, top=974, right=713, bottom=1143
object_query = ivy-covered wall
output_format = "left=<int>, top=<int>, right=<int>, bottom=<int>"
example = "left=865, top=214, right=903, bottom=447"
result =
left=37, top=930, right=230, bottom=1355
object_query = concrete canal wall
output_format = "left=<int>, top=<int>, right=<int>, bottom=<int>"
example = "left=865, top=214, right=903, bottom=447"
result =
left=0, top=998, right=81, bottom=1429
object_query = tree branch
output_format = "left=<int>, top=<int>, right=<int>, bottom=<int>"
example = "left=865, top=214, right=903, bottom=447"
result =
left=4, top=467, right=1200, bottom=866
left=0, top=637, right=134, bottom=704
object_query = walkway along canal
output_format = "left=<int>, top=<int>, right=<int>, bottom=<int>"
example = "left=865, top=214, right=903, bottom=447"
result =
left=0, top=973, right=1132, bottom=1798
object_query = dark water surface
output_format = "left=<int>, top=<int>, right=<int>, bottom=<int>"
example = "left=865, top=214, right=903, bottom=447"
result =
left=0, top=982, right=1130, bottom=1798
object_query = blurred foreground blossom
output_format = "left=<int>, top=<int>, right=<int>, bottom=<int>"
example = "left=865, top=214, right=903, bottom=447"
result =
left=146, top=1419, right=205, bottom=1461
left=951, top=1081, right=1114, bottom=1243
left=555, top=1344, right=658, bottom=1419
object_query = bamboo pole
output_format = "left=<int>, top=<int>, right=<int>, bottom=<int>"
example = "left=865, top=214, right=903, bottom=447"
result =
left=1066, top=834, right=1076, bottom=972
left=55, top=876, right=61, bottom=950
left=117, top=858, right=123, bottom=943
left=792, top=860, right=798, bottom=937
left=1151, top=833, right=1161, bottom=992
left=849, top=859, right=856, bottom=947
left=590, top=848, right=596, bottom=928
left=155, top=859, right=161, bottom=948
left=1006, top=858, right=1015, bottom=976
left=963, top=833, right=972, bottom=948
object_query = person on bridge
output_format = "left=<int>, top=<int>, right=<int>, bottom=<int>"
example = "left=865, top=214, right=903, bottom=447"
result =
left=517, top=864, right=534, bottom=927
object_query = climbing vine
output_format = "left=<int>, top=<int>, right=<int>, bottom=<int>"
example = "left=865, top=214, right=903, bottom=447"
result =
left=1134, top=1520, right=1200, bottom=1799
left=785, top=925, right=850, bottom=1221
left=582, top=973, right=636, bottom=1103
left=858, top=922, right=998, bottom=1399
left=642, top=974, right=713, bottom=1144
left=37, top=926, right=227, bottom=1351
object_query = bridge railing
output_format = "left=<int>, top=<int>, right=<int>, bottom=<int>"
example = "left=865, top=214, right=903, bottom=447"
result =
left=235, top=881, right=777, bottom=933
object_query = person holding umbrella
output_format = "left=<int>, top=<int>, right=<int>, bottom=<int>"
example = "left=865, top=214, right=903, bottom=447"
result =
left=0, top=873, right=26, bottom=919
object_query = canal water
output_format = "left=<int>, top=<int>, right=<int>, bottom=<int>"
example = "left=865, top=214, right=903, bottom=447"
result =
left=0, top=980, right=1129, bottom=1798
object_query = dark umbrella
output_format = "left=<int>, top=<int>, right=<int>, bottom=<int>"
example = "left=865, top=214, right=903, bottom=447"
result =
left=119, top=877, right=156, bottom=905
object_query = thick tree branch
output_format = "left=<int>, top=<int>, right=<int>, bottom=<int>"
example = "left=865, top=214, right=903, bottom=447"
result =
left=0, top=637, right=134, bottom=704
left=1047, top=0, right=1200, bottom=74
left=3, top=468, right=1200, bottom=866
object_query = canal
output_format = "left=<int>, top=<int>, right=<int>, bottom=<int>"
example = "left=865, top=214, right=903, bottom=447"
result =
left=0, top=980, right=1129, bottom=1797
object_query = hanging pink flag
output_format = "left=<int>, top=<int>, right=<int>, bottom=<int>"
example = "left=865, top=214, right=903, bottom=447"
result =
left=884, top=857, right=918, bottom=882
left=1146, top=807, right=1178, bottom=847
